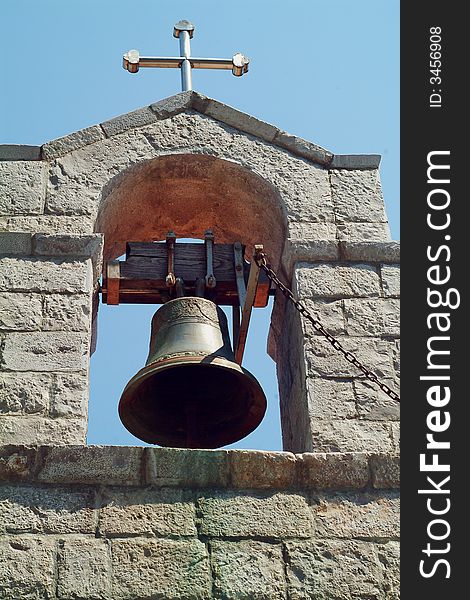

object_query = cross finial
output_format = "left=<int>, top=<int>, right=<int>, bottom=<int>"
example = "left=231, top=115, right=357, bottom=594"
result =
left=123, top=20, right=250, bottom=92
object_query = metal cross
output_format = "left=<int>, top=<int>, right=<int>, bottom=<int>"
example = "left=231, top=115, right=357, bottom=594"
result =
left=123, top=20, right=250, bottom=92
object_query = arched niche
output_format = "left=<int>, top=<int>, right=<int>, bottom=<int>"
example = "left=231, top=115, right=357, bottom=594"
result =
left=94, top=153, right=287, bottom=265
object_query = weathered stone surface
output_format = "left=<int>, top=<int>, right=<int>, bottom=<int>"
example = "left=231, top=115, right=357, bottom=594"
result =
left=111, top=538, right=211, bottom=600
left=57, top=538, right=111, bottom=600
left=42, top=294, right=91, bottom=331
left=100, top=488, right=196, bottom=537
left=0, top=161, right=46, bottom=215
left=0, top=257, right=92, bottom=293
left=101, top=107, right=158, bottom=137
left=0, top=445, right=39, bottom=481
left=33, top=233, right=103, bottom=258
left=343, top=298, right=385, bottom=337
left=286, top=539, right=387, bottom=600
left=309, top=420, right=394, bottom=453
left=0, top=484, right=96, bottom=534
left=0, top=415, right=86, bottom=445
left=146, top=447, right=230, bottom=488
left=274, top=130, right=333, bottom=165
left=0, top=537, right=55, bottom=599
left=0, top=144, right=41, bottom=161
left=306, top=378, right=357, bottom=420
left=331, top=169, right=387, bottom=223
left=0, top=231, right=33, bottom=255
left=381, top=264, right=400, bottom=297
left=286, top=221, right=337, bottom=242
left=282, top=237, right=339, bottom=276
left=370, top=453, right=400, bottom=489
left=0, top=215, right=94, bottom=234
left=390, top=422, right=400, bottom=452
left=42, top=125, right=105, bottom=159
left=302, top=299, right=345, bottom=336
left=0, top=372, right=50, bottom=414
left=297, top=452, right=370, bottom=490
left=377, top=541, right=400, bottom=600
left=383, top=298, right=400, bottom=336
left=340, top=240, right=400, bottom=263
left=49, top=372, right=88, bottom=418
left=150, top=91, right=194, bottom=119
left=1, top=331, right=89, bottom=371
left=337, top=222, right=391, bottom=241
left=211, top=540, right=286, bottom=600
left=38, top=446, right=143, bottom=485
left=312, top=491, right=400, bottom=540
left=0, top=292, right=43, bottom=331
left=354, top=379, right=400, bottom=421
left=295, top=263, right=381, bottom=299
left=305, top=337, right=394, bottom=380
left=229, top=450, right=297, bottom=489
left=330, top=154, right=381, bottom=170
left=199, top=492, right=313, bottom=538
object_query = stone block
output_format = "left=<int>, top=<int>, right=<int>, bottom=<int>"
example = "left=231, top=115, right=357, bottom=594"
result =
left=274, top=130, right=333, bottom=165
left=296, top=452, right=370, bottom=490
left=211, top=540, right=286, bottom=600
left=0, top=372, right=50, bottom=414
left=383, top=298, right=400, bottom=336
left=199, top=492, right=313, bottom=539
left=281, top=239, right=339, bottom=276
left=0, top=415, right=87, bottom=445
left=381, top=264, right=400, bottom=297
left=312, top=491, right=400, bottom=540
left=151, top=91, right=194, bottom=119
left=286, top=539, right=387, bottom=600
left=286, top=221, right=337, bottom=242
left=377, top=541, right=400, bottom=600
left=0, top=145, right=41, bottom=161
left=0, top=232, right=33, bottom=255
left=308, top=420, right=394, bottom=453
left=38, top=446, right=143, bottom=485
left=331, top=169, right=387, bottom=223
left=49, top=372, right=88, bottom=418
left=340, top=240, right=400, bottom=262
left=330, top=154, right=381, bottom=170
left=1, top=331, right=89, bottom=371
left=0, top=445, right=39, bottom=481
left=111, top=538, right=211, bottom=600
left=301, top=299, right=345, bottom=336
left=0, top=160, right=46, bottom=215
left=0, top=484, right=96, bottom=534
left=41, top=125, right=105, bottom=159
left=369, top=453, right=400, bottom=489
left=42, top=294, right=91, bottom=332
left=343, top=298, right=385, bottom=337
left=0, top=292, right=43, bottom=331
left=99, top=488, right=196, bottom=537
left=305, top=337, right=394, bottom=380
left=354, top=379, right=400, bottom=421
left=295, top=263, right=381, bottom=299
left=390, top=422, right=400, bottom=452
left=0, top=215, right=94, bottom=234
left=101, top=107, right=158, bottom=137
left=337, top=222, right=391, bottom=241
left=57, top=538, right=111, bottom=600
left=145, top=447, right=230, bottom=488
left=0, top=256, right=92, bottom=293
left=33, top=233, right=103, bottom=258
left=229, top=450, right=297, bottom=489
left=0, top=537, right=55, bottom=600
left=306, top=378, right=357, bottom=420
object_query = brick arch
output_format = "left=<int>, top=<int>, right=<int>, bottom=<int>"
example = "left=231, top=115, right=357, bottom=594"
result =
left=94, top=153, right=287, bottom=265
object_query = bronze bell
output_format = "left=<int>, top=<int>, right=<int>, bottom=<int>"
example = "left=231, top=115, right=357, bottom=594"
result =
left=118, top=297, right=267, bottom=448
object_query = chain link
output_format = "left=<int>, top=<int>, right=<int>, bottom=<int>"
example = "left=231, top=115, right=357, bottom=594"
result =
left=255, top=252, right=400, bottom=403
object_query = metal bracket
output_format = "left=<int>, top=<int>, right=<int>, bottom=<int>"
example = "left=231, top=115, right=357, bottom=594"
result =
left=204, top=229, right=216, bottom=289
left=234, top=245, right=263, bottom=365
left=165, top=231, right=176, bottom=288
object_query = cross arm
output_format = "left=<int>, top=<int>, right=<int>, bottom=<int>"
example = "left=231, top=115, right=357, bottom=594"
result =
left=123, top=50, right=249, bottom=76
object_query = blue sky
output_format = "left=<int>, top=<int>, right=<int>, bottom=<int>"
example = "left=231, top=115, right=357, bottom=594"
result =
left=1, top=0, right=399, bottom=450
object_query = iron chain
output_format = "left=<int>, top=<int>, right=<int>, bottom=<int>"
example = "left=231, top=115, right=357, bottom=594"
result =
left=255, top=252, right=400, bottom=403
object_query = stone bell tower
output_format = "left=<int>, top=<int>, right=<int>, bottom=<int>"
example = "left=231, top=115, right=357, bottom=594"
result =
left=0, top=90, right=399, bottom=598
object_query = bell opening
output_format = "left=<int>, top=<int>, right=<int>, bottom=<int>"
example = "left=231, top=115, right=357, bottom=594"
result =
left=119, top=360, right=267, bottom=448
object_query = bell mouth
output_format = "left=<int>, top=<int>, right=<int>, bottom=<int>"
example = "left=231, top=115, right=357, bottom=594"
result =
left=118, top=355, right=267, bottom=448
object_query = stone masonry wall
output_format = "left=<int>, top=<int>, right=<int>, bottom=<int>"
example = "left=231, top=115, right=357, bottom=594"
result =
left=0, top=446, right=399, bottom=600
